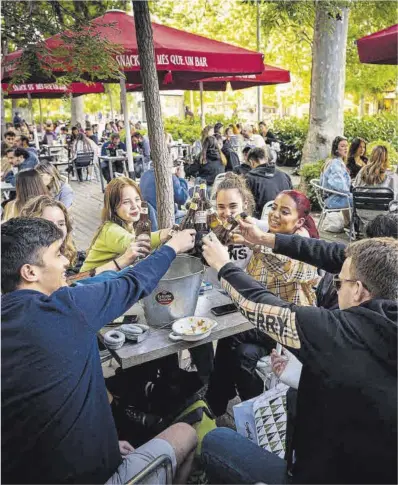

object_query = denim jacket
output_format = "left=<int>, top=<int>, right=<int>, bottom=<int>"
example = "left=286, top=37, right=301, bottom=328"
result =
left=320, top=158, right=352, bottom=208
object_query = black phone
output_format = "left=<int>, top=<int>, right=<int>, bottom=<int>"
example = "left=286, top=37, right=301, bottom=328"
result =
left=122, top=315, right=139, bottom=324
left=211, top=303, right=238, bottom=317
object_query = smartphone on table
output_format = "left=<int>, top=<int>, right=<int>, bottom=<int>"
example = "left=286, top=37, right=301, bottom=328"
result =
left=211, top=303, right=238, bottom=317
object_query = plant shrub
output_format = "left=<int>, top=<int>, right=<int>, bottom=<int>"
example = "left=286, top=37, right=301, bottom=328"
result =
left=299, top=159, right=326, bottom=211
left=344, top=113, right=398, bottom=150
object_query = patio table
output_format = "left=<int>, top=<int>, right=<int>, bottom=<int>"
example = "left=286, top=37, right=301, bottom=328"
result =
left=98, top=155, right=128, bottom=191
left=98, top=289, right=251, bottom=369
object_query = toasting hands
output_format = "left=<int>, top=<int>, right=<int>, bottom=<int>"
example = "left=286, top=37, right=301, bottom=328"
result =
left=202, top=233, right=230, bottom=272
left=166, top=229, right=196, bottom=254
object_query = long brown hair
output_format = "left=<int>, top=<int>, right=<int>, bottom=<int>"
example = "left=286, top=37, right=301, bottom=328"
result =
left=89, top=177, right=142, bottom=250
left=215, top=172, right=255, bottom=215
left=357, top=145, right=388, bottom=185
left=20, top=195, right=77, bottom=265
left=15, top=169, right=48, bottom=212
left=36, top=161, right=66, bottom=196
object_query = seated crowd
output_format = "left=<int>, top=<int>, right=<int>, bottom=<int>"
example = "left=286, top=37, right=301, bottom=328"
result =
left=1, top=116, right=397, bottom=485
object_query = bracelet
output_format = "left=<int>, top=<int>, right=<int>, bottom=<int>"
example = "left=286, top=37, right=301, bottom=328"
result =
left=113, top=259, right=122, bottom=271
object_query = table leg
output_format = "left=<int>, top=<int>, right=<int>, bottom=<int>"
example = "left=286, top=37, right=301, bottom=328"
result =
left=109, top=159, right=114, bottom=180
left=98, top=160, right=105, bottom=193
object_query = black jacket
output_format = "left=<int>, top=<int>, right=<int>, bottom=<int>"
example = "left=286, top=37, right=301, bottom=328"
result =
left=185, top=148, right=225, bottom=186
left=233, top=163, right=252, bottom=176
left=245, top=164, right=293, bottom=218
left=218, top=262, right=397, bottom=485
left=274, top=234, right=346, bottom=309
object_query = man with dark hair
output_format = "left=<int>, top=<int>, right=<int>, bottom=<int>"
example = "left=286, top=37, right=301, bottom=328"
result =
left=16, top=134, right=37, bottom=155
left=13, top=111, right=22, bottom=126
left=259, top=121, right=276, bottom=144
left=132, top=131, right=151, bottom=169
left=233, top=144, right=254, bottom=175
left=4, top=146, right=38, bottom=186
left=245, top=146, right=293, bottom=218
left=100, top=133, right=127, bottom=182
left=1, top=130, right=16, bottom=156
left=2, top=217, right=198, bottom=484
left=214, top=122, right=223, bottom=135
left=201, top=230, right=397, bottom=485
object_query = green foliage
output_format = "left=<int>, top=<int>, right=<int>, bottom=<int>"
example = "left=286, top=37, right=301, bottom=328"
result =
left=344, top=113, right=398, bottom=149
left=299, top=160, right=326, bottom=211
left=271, top=116, right=309, bottom=150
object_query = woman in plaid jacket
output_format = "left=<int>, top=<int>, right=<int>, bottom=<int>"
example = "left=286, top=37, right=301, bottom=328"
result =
left=206, top=190, right=320, bottom=416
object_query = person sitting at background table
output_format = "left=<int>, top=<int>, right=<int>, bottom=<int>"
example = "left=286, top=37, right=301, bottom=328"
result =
left=70, top=132, right=99, bottom=182
left=101, top=133, right=127, bottom=183
left=206, top=189, right=319, bottom=416
left=1, top=130, right=16, bottom=156
left=131, top=132, right=151, bottom=170
left=192, top=125, right=214, bottom=160
left=36, top=161, right=74, bottom=209
left=2, top=169, right=48, bottom=222
left=3, top=147, right=39, bottom=186
left=347, top=137, right=368, bottom=179
left=185, top=135, right=226, bottom=189
left=86, top=126, right=99, bottom=145
left=80, top=177, right=171, bottom=272
left=354, top=145, right=397, bottom=196
left=140, top=158, right=189, bottom=225
left=42, top=122, right=57, bottom=145
left=320, top=136, right=352, bottom=226
left=2, top=216, right=198, bottom=485
left=200, top=229, right=397, bottom=485
left=102, top=122, right=112, bottom=142
left=16, top=134, right=38, bottom=155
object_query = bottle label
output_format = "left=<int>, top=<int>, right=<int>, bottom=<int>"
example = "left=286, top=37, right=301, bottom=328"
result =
left=195, top=211, right=207, bottom=223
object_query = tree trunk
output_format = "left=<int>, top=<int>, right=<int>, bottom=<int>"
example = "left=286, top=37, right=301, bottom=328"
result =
left=301, top=3, right=349, bottom=166
left=132, top=0, right=174, bottom=229
left=359, top=93, right=365, bottom=117
left=12, top=99, right=18, bottom=118
left=71, top=96, right=85, bottom=127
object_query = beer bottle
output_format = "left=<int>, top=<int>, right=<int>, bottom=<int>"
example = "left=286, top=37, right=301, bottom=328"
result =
left=194, top=186, right=208, bottom=233
left=179, top=193, right=199, bottom=230
left=135, top=201, right=152, bottom=238
left=207, top=207, right=224, bottom=237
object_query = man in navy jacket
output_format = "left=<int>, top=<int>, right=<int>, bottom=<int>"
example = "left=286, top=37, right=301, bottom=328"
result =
left=2, top=218, right=197, bottom=484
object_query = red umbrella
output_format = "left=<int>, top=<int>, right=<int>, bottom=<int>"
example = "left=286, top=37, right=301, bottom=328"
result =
left=357, top=24, right=398, bottom=65
left=2, top=82, right=105, bottom=98
left=2, top=10, right=264, bottom=84
left=126, top=63, right=290, bottom=92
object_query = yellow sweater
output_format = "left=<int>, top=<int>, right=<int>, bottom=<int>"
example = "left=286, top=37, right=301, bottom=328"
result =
left=80, top=221, right=161, bottom=271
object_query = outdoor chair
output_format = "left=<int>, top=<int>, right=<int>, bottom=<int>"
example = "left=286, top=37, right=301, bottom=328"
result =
left=350, top=186, right=394, bottom=241
left=125, top=454, right=173, bottom=485
left=69, top=151, right=94, bottom=183
left=261, top=200, right=274, bottom=221
left=310, top=179, right=352, bottom=234
left=48, top=145, right=69, bottom=168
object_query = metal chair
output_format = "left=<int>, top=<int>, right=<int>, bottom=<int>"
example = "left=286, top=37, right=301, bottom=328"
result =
left=125, top=454, right=173, bottom=485
left=310, top=178, right=352, bottom=233
left=350, top=186, right=394, bottom=241
left=69, top=151, right=94, bottom=183
left=261, top=200, right=274, bottom=221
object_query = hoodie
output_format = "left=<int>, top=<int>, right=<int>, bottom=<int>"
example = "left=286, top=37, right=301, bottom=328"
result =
left=245, top=164, right=293, bottom=218
left=1, top=246, right=176, bottom=484
left=185, top=148, right=225, bottom=186
left=217, top=263, right=397, bottom=484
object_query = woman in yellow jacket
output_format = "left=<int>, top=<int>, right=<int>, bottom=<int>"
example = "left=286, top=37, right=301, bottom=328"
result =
left=81, top=177, right=170, bottom=272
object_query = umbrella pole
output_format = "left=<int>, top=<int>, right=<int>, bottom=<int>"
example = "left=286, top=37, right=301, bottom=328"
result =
left=200, top=81, right=205, bottom=129
left=28, top=94, right=39, bottom=151
left=120, top=77, right=135, bottom=176
left=38, top=98, right=43, bottom=127
left=257, top=0, right=262, bottom=123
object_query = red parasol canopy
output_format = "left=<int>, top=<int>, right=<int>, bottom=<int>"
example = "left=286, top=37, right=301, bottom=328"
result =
left=126, top=63, right=290, bottom=92
left=1, top=82, right=105, bottom=99
left=2, top=10, right=264, bottom=84
left=357, top=24, right=398, bottom=65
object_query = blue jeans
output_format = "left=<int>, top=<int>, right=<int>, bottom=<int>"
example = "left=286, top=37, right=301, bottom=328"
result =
left=325, top=194, right=352, bottom=209
left=201, top=428, right=288, bottom=484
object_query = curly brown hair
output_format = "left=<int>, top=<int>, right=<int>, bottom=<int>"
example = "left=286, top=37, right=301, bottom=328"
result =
left=215, top=172, right=255, bottom=215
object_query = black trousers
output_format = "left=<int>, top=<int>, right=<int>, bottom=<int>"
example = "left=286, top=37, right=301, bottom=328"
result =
left=206, top=328, right=275, bottom=416
left=101, top=160, right=125, bottom=183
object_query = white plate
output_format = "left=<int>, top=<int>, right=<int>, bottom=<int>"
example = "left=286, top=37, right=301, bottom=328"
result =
left=169, top=316, right=218, bottom=342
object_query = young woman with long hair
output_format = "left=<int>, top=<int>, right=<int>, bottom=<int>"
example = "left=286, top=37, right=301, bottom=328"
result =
left=347, top=137, right=367, bottom=179
left=20, top=195, right=141, bottom=279
left=186, top=136, right=227, bottom=187
left=36, top=161, right=74, bottom=209
left=206, top=189, right=320, bottom=416
left=2, top=169, right=48, bottom=222
left=354, top=145, right=397, bottom=194
left=81, top=177, right=171, bottom=272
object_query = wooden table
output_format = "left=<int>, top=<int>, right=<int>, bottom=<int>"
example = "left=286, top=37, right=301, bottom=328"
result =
left=99, top=289, right=251, bottom=369
left=98, top=155, right=128, bottom=191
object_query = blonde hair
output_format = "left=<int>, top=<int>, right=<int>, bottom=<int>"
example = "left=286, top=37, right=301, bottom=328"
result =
left=36, top=161, right=67, bottom=196
left=215, top=172, right=255, bottom=215
left=20, top=195, right=77, bottom=265
left=357, top=145, right=388, bottom=185
left=88, top=177, right=142, bottom=251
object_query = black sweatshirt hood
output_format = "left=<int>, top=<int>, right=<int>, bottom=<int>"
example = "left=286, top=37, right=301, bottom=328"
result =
left=249, top=163, right=276, bottom=178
